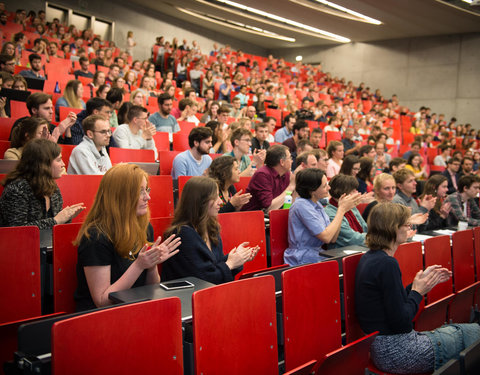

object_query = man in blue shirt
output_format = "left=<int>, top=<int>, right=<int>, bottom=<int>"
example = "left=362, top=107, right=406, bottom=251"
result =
left=274, top=114, right=296, bottom=143
left=171, top=127, right=213, bottom=179
left=218, top=75, right=234, bottom=103
left=19, top=53, right=45, bottom=80
left=148, top=93, right=180, bottom=142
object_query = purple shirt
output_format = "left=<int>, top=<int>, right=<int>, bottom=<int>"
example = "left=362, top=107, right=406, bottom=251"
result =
left=241, top=165, right=290, bottom=211
left=282, top=137, right=297, bottom=154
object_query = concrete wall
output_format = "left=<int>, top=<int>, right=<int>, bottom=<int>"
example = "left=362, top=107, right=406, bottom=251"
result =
left=273, top=33, right=480, bottom=127
left=7, top=0, right=267, bottom=60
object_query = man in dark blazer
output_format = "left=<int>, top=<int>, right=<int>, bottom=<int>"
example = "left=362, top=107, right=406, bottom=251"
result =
left=441, top=157, right=461, bottom=194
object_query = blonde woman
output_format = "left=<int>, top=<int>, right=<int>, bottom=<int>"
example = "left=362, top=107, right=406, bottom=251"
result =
left=55, top=79, right=85, bottom=121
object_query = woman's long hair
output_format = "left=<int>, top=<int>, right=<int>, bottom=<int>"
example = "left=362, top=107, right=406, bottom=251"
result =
left=208, top=155, right=235, bottom=191
left=10, top=117, right=48, bottom=148
left=420, top=174, right=448, bottom=214
left=2, top=138, right=60, bottom=198
left=166, top=176, right=220, bottom=246
left=74, top=164, right=150, bottom=258
left=63, top=79, right=83, bottom=108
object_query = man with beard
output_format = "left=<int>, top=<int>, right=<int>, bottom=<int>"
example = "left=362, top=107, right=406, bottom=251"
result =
left=171, top=127, right=213, bottom=179
left=148, top=93, right=180, bottom=142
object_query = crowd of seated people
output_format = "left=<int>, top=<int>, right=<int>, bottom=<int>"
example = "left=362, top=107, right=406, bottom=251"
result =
left=2, top=5, right=480, bottom=371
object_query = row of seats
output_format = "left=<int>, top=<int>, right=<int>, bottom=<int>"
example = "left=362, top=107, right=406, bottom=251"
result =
left=1, top=252, right=378, bottom=374
left=0, top=209, right=267, bottom=321
left=2, top=224, right=479, bottom=373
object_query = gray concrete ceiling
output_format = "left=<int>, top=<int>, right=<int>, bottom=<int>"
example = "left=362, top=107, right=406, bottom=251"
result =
left=131, top=0, right=480, bottom=49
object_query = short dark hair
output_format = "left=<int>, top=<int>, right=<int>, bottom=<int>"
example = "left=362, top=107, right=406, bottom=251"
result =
left=390, top=157, right=406, bottom=169
left=127, top=105, right=147, bottom=122
left=293, top=120, right=308, bottom=134
left=295, top=168, right=325, bottom=199
left=28, top=53, right=41, bottom=65
left=188, top=127, right=213, bottom=148
left=296, top=151, right=315, bottom=168
left=329, top=174, right=359, bottom=199
left=447, top=157, right=461, bottom=165
left=218, top=105, right=230, bottom=115
left=411, top=141, right=421, bottom=148
left=255, top=122, right=268, bottom=132
left=462, top=156, right=473, bottom=165
left=86, top=97, right=112, bottom=115
left=82, top=114, right=107, bottom=133
left=26, top=92, right=52, bottom=114
left=264, top=116, right=275, bottom=124
left=265, top=145, right=288, bottom=168
left=179, top=98, right=193, bottom=111
left=0, top=54, right=15, bottom=65
left=79, top=56, right=89, bottom=64
left=458, top=175, right=480, bottom=193
left=157, top=93, right=172, bottom=106
left=106, top=87, right=123, bottom=104
left=284, top=114, right=295, bottom=126
left=359, top=144, right=373, bottom=157
left=231, top=128, right=251, bottom=146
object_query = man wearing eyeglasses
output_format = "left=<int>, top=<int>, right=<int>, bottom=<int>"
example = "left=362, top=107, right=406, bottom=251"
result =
left=68, top=114, right=112, bottom=175
left=112, top=105, right=157, bottom=159
left=0, top=54, right=16, bottom=74
left=63, top=97, right=115, bottom=146
left=224, top=128, right=265, bottom=177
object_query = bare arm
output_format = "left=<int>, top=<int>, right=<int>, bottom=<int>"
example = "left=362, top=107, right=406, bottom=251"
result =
left=85, top=235, right=180, bottom=307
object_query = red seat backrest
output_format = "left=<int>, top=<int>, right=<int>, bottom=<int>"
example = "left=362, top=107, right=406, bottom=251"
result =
left=394, top=241, right=423, bottom=288
left=0, top=118, right=16, bottom=141
left=177, top=175, right=192, bottom=198
left=172, top=132, right=189, bottom=152
left=233, top=176, right=251, bottom=194
left=0, top=140, right=10, bottom=158
left=424, top=235, right=453, bottom=303
left=342, top=253, right=365, bottom=344
left=159, top=150, right=181, bottom=175
left=148, top=175, right=174, bottom=218
left=192, top=276, right=278, bottom=375
left=452, top=229, right=475, bottom=291
left=56, top=174, right=103, bottom=223
left=473, top=227, right=480, bottom=282
left=282, top=261, right=342, bottom=372
left=109, top=147, right=155, bottom=163
left=52, top=298, right=183, bottom=375
left=53, top=223, right=83, bottom=313
left=218, top=210, right=267, bottom=279
left=10, top=100, right=29, bottom=119
left=269, top=209, right=289, bottom=267
left=152, top=132, right=170, bottom=152
left=0, top=226, right=41, bottom=324
left=59, top=144, right=76, bottom=170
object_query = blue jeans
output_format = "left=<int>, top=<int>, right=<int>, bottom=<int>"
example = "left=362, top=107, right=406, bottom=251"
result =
left=422, top=323, right=480, bottom=369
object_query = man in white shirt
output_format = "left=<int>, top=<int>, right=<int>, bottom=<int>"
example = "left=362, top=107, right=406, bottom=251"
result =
left=113, top=105, right=157, bottom=159
left=177, top=98, right=200, bottom=125
left=68, top=114, right=112, bottom=175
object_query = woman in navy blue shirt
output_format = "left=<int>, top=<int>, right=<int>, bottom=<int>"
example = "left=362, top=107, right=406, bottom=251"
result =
left=162, top=176, right=259, bottom=284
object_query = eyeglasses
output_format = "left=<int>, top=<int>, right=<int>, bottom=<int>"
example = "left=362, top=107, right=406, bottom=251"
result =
left=93, top=129, right=112, bottom=135
left=140, top=187, right=151, bottom=198
left=240, top=138, right=252, bottom=143
left=402, top=223, right=413, bottom=230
